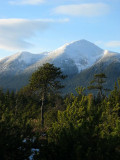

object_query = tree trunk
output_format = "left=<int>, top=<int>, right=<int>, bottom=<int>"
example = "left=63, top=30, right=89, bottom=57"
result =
left=41, top=92, right=45, bottom=128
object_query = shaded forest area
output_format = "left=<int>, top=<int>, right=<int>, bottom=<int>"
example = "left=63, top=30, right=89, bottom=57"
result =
left=0, top=63, right=120, bottom=160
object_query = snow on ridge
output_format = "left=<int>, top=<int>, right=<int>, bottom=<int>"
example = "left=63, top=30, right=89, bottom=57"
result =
left=48, top=39, right=104, bottom=60
left=32, top=40, right=105, bottom=73
left=104, top=50, right=109, bottom=56
left=46, top=39, right=104, bottom=72
left=0, top=51, right=49, bottom=74
left=17, top=51, right=44, bottom=64
left=95, top=50, right=120, bottom=66
left=103, top=50, right=117, bottom=57
left=1, top=39, right=120, bottom=75
left=0, top=51, right=47, bottom=65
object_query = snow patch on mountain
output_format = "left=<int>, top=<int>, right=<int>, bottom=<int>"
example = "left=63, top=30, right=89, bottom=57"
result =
left=95, top=50, right=120, bottom=66
left=0, top=51, right=48, bottom=74
left=0, top=51, right=47, bottom=65
left=47, top=39, right=104, bottom=72
left=1, top=39, right=120, bottom=78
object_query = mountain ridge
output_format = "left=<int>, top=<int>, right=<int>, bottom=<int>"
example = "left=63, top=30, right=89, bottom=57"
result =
left=0, top=39, right=120, bottom=93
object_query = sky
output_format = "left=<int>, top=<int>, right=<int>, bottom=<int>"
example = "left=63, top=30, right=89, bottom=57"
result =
left=0, top=0, right=120, bottom=58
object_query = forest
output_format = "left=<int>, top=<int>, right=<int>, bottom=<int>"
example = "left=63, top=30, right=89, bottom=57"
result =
left=0, top=63, right=120, bottom=160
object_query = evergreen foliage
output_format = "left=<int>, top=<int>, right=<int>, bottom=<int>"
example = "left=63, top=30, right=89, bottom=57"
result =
left=0, top=64, right=120, bottom=160
left=28, top=63, right=66, bottom=127
left=88, top=73, right=109, bottom=97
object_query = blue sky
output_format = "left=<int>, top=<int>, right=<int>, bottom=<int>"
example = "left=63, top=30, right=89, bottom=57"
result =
left=0, top=0, right=120, bottom=58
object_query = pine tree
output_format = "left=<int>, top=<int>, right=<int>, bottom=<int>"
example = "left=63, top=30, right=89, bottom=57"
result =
left=28, top=63, right=66, bottom=127
left=88, top=73, right=109, bottom=98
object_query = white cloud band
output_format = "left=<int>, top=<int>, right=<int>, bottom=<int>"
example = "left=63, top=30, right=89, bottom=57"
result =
left=10, top=0, right=45, bottom=5
left=0, top=18, right=69, bottom=51
left=53, top=3, right=109, bottom=16
left=106, top=41, right=120, bottom=47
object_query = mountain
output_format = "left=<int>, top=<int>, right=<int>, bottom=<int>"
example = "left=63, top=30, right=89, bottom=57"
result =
left=0, top=39, right=120, bottom=93
left=23, top=39, right=104, bottom=76
left=63, top=50, right=120, bottom=94
left=50, top=39, right=103, bottom=70
left=0, top=51, right=48, bottom=90
left=0, top=51, right=47, bottom=75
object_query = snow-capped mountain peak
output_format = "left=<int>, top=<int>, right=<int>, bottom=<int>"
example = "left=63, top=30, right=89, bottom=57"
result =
left=1, top=39, right=119, bottom=77
left=0, top=39, right=120, bottom=91
left=47, top=39, right=104, bottom=72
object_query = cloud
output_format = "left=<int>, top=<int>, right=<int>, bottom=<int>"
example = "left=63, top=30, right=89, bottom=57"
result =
left=105, top=41, right=120, bottom=47
left=10, top=0, right=45, bottom=5
left=0, top=18, right=69, bottom=51
left=53, top=3, right=109, bottom=16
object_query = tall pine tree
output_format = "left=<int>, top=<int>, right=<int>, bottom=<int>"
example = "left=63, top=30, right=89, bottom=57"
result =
left=28, top=63, right=66, bottom=127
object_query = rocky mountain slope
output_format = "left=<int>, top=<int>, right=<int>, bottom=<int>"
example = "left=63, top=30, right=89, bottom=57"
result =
left=0, top=39, right=120, bottom=93
left=63, top=50, right=120, bottom=94
left=0, top=40, right=104, bottom=74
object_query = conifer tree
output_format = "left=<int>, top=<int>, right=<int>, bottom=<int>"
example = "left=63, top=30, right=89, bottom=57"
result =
left=88, top=73, right=109, bottom=97
left=28, top=63, right=66, bottom=127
